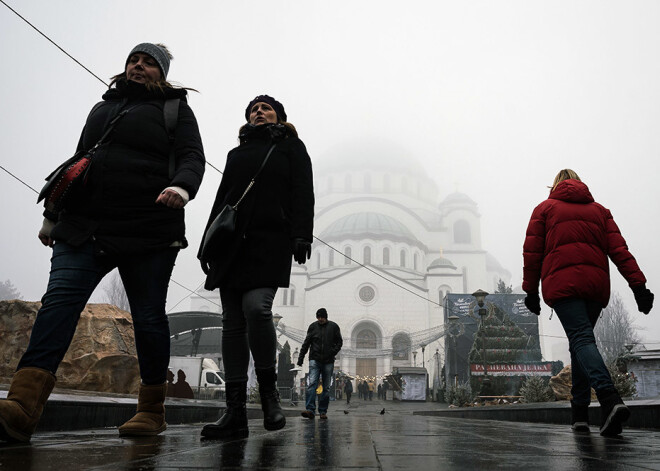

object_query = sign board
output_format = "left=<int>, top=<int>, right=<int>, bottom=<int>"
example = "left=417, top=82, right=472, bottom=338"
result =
left=470, top=363, right=552, bottom=376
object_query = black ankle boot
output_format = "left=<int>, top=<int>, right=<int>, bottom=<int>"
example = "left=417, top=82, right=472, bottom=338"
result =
left=597, top=389, right=630, bottom=437
left=255, top=368, right=286, bottom=431
left=201, top=382, right=248, bottom=439
left=570, top=402, right=590, bottom=432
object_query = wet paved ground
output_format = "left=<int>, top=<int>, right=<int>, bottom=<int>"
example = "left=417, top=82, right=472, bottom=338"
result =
left=2, top=399, right=660, bottom=471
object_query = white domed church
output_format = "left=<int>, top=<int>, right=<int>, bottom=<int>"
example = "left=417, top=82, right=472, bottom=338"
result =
left=190, top=140, right=511, bottom=380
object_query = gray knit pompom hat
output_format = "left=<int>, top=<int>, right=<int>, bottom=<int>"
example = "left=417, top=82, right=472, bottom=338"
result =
left=126, top=43, right=170, bottom=79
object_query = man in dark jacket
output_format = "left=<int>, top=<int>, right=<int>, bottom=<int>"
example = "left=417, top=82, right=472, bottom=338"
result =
left=298, top=308, right=343, bottom=419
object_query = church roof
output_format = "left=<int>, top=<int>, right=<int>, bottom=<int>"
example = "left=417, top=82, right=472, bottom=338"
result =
left=438, top=192, right=478, bottom=208
left=428, top=256, right=457, bottom=270
left=319, top=212, right=419, bottom=244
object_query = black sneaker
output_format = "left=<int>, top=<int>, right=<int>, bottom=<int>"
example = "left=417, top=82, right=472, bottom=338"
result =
left=598, top=391, right=630, bottom=437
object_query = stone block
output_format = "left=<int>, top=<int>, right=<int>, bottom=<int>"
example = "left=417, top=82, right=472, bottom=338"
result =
left=0, top=300, right=140, bottom=394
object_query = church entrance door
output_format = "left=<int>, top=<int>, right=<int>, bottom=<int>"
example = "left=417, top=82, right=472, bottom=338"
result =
left=356, top=358, right=377, bottom=378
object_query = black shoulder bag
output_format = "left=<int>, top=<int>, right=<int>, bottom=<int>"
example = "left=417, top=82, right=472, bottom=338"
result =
left=200, top=144, right=277, bottom=263
left=38, top=99, right=180, bottom=215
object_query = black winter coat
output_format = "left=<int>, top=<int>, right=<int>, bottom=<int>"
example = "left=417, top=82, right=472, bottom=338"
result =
left=297, top=320, right=343, bottom=365
left=50, top=80, right=205, bottom=254
left=201, top=124, right=314, bottom=291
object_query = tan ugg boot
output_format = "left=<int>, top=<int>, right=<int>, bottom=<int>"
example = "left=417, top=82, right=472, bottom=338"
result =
left=118, top=383, right=167, bottom=437
left=0, top=367, right=57, bottom=443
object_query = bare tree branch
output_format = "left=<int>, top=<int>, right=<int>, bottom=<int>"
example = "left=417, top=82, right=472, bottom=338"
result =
left=594, top=292, right=640, bottom=364
left=103, top=270, right=131, bottom=313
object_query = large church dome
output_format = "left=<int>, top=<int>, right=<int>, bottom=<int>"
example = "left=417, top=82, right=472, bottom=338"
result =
left=314, top=138, right=428, bottom=178
left=320, top=212, right=419, bottom=244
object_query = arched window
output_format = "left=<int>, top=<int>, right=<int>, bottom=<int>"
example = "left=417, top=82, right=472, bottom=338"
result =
left=364, top=246, right=372, bottom=265
left=357, top=329, right=377, bottom=349
left=392, top=333, right=411, bottom=360
left=438, top=285, right=451, bottom=305
left=290, top=286, right=296, bottom=305
left=328, top=249, right=334, bottom=267
left=345, top=174, right=352, bottom=192
left=413, top=253, right=418, bottom=271
left=383, top=247, right=390, bottom=265
left=454, top=220, right=471, bottom=244
left=281, top=285, right=296, bottom=306
left=400, top=249, right=406, bottom=268
left=281, top=290, right=288, bottom=306
left=316, top=252, right=321, bottom=270
left=344, top=246, right=352, bottom=265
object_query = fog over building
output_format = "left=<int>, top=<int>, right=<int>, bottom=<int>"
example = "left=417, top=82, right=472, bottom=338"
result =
left=191, top=140, right=511, bottom=379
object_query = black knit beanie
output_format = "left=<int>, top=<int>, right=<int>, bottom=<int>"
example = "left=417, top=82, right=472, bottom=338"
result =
left=245, top=95, right=287, bottom=122
left=316, top=308, right=328, bottom=319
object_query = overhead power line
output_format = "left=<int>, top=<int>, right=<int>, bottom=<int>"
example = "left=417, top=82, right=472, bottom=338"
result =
left=0, top=0, right=109, bottom=87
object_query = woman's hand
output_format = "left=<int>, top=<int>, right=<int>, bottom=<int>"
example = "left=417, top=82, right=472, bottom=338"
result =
left=156, top=188, right=185, bottom=209
left=38, top=218, right=55, bottom=247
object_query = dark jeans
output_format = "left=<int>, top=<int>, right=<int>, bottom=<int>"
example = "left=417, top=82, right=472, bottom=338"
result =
left=18, top=240, right=178, bottom=385
left=220, top=287, right=277, bottom=383
left=305, top=360, right=334, bottom=414
left=554, top=298, right=615, bottom=405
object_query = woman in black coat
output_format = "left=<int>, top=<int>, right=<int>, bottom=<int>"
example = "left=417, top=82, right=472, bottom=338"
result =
left=0, top=43, right=204, bottom=443
left=200, top=95, right=314, bottom=439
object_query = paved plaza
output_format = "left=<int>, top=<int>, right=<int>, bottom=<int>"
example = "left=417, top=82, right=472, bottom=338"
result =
left=2, top=399, right=660, bottom=470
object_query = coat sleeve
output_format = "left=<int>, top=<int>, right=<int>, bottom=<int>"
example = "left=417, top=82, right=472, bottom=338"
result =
left=604, top=208, right=647, bottom=287
left=522, top=203, right=546, bottom=294
left=169, top=100, right=205, bottom=200
left=330, top=324, right=343, bottom=357
left=288, top=139, right=315, bottom=241
left=298, top=324, right=314, bottom=364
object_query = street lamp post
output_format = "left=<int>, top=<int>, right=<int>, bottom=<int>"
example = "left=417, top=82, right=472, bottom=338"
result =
left=472, top=289, right=490, bottom=386
left=448, top=315, right=461, bottom=386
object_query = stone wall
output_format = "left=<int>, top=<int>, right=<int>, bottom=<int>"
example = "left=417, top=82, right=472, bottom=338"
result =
left=0, top=300, right=140, bottom=394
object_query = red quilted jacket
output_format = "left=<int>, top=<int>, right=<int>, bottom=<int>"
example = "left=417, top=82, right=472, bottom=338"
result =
left=522, top=179, right=646, bottom=308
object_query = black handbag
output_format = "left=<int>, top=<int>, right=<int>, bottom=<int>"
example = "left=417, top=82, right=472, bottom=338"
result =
left=200, top=144, right=277, bottom=262
left=37, top=107, right=134, bottom=213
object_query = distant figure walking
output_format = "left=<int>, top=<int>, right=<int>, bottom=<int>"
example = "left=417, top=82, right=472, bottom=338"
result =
left=344, top=379, right=353, bottom=404
left=298, top=308, right=343, bottom=420
left=523, top=169, right=653, bottom=437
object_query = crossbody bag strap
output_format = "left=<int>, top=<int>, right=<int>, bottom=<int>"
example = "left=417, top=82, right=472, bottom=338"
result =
left=89, top=103, right=138, bottom=154
left=163, top=98, right=180, bottom=179
left=233, top=143, right=277, bottom=209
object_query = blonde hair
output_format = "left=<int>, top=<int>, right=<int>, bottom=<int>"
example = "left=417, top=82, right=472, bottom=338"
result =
left=551, top=169, right=581, bottom=191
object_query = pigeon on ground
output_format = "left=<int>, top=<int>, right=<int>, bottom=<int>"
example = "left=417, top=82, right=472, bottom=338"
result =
left=380, top=408, right=385, bottom=415
left=343, top=410, right=349, bottom=414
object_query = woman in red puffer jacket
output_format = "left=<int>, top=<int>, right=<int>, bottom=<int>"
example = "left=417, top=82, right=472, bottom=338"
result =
left=523, top=169, right=653, bottom=437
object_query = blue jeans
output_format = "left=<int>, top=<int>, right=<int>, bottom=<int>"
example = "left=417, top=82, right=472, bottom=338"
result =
left=305, top=360, right=334, bottom=414
left=554, top=298, right=615, bottom=405
left=220, top=287, right=277, bottom=383
left=18, top=240, right=178, bottom=385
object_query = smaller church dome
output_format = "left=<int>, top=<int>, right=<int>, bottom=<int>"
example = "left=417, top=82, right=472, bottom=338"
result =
left=428, top=256, right=456, bottom=270
left=438, top=192, right=478, bottom=208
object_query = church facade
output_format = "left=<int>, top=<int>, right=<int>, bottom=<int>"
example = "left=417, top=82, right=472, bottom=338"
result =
left=190, top=141, right=511, bottom=381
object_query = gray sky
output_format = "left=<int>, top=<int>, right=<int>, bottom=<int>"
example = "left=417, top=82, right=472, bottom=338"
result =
left=1, top=1, right=659, bottom=361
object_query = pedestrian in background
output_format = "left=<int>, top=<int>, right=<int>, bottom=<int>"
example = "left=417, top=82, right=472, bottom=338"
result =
left=0, top=43, right=204, bottom=443
left=199, top=95, right=314, bottom=439
left=298, top=308, right=343, bottom=420
left=344, top=379, right=353, bottom=404
left=523, top=169, right=654, bottom=437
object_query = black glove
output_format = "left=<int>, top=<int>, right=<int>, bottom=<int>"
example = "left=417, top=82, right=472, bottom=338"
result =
left=524, top=293, right=541, bottom=315
left=200, top=259, right=210, bottom=275
left=292, top=238, right=311, bottom=264
left=632, top=284, right=654, bottom=315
